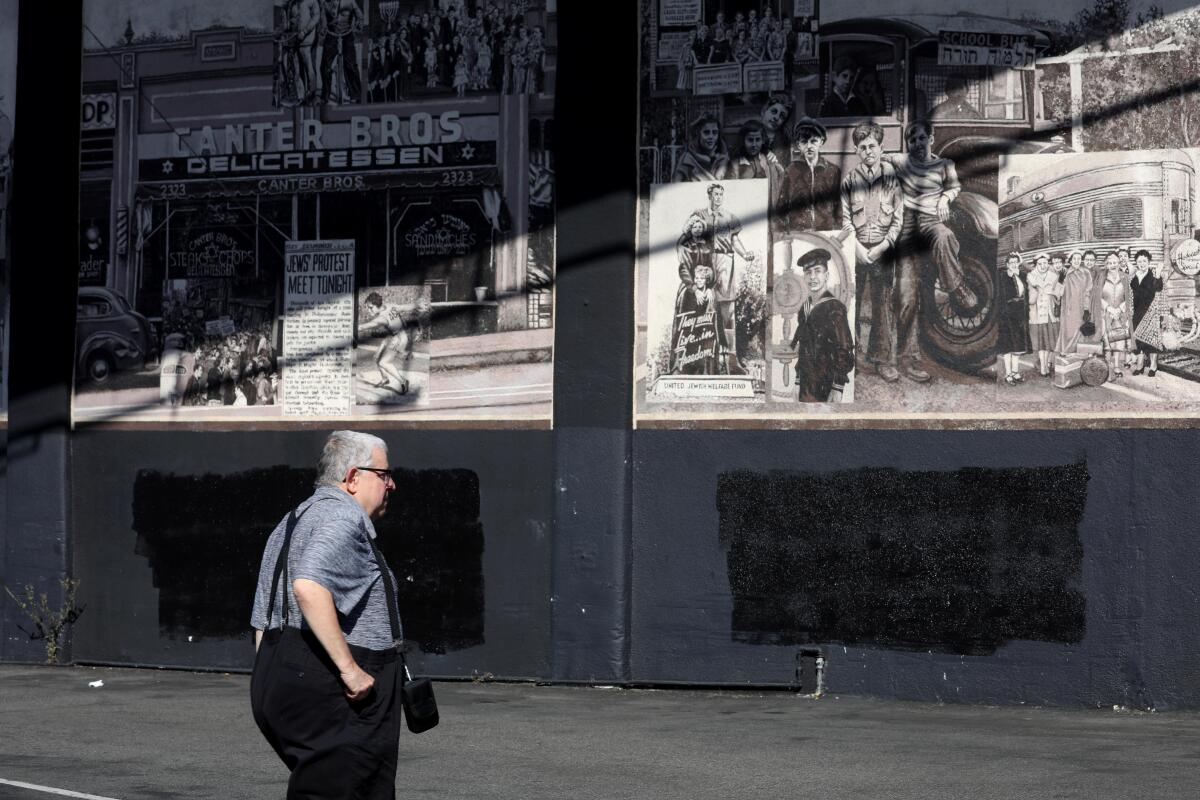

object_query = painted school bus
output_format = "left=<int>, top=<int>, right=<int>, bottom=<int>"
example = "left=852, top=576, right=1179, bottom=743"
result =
left=999, top=150, right=1196, bottom=272
left=806, top=14, right=1072, bottom=371
left=1000, top=150, right=1200, bottom=355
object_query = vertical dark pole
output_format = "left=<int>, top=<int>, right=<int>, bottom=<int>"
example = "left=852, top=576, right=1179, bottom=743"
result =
left=551, top=1, right=636, bottom=681
left=2, top=0, right=83, bottom=662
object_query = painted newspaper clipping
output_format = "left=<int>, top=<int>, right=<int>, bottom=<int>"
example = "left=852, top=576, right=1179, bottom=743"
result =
left=636, top=0, right=1200, bottom=426
left=73, top=0, right=555, bottom=424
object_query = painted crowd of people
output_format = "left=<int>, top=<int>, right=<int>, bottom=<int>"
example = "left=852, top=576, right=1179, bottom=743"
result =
left=181, top=323, right=280, bottom=407
left=280, top=0, right=546, bottom=106
left=368, top=1, right=546, bottom=99
left=997, top=247, right=1166, bottom=385
left=673, top=8, right=823, bottom=94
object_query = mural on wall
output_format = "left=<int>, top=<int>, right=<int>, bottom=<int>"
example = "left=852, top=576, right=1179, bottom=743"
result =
left=0, top=0, right=14, bottom=416
left=635, top=0, right=1200, bottom=426
left=999, top=149, right=1200, bottom=403
left=131, top=466, right=485, bottom=653
left=72, top=0, right=556, bottom=424
left=716, top=464, right=1088, bottom=655
left=646, top=179, right=770, bottom=404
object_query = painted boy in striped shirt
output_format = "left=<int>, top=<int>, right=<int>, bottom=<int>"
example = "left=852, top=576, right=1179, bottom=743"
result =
left=881, top=120, right=974, bottom=383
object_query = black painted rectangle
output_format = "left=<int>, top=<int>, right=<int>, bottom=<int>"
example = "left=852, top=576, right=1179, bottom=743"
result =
left=131, top=466, right=483, bottom=653
left=717, top=464, right=1088, bottom=656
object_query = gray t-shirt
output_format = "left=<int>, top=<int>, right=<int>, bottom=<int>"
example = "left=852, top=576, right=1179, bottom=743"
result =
left=251, top=486, right=403, bottom=650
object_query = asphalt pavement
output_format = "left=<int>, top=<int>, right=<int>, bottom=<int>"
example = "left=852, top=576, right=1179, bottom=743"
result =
left=1, top=665, right=1197, bottom=800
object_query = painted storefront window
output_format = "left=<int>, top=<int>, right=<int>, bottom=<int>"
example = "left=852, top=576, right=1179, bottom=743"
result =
left=73, top=0, right=555, bottom=425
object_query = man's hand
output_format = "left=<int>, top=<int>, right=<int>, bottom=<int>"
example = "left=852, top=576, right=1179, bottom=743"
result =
left=856, top=241, right=873, bottom=265
left=936, top=196, right=951, bottom=223
left=340, top=663, right=376, bottom=701
left=743, top=251, right=756, bottom=262
left=293, top=578, right=374, bottom=704
left=867, top=243, right=887, bottom=264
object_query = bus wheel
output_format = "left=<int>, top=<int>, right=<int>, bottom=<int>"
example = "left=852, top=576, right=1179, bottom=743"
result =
left=919, top=244, right=1000, bottom=375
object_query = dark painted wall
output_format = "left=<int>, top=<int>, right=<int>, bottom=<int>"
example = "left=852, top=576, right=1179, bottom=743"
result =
left=631, top=430, right=1200, bottom=709
left=70, top=430, right=554, bottom=678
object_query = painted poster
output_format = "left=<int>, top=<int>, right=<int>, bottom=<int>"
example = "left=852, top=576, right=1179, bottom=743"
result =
left=645, top=179, right=768, bottom=406
left=0, top=0, right=14, bottom=417
left=72, top=0, right=555, bottom=426
left=637, top=0, right=1200, bottom=427
left=282, top=239, right=355, bottom=417
left=768, top=232, right=856, bottom=404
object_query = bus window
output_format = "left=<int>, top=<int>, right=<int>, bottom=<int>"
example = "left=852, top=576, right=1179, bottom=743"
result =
left=1170, top=197, right=1191, bottom=237
left=813, top=40, right=900, bottom=119
left=1018, top=218, right=1045, bottom=251
left=1049, top=208, right=1082, bottom=245
left=999, top=225, right=1015, bottom=259
left=984, top=68, right=1024, bottom=121
left=914, top=61, right=1026, bottom=122
left=1092, top=197, right=1142, bottom=240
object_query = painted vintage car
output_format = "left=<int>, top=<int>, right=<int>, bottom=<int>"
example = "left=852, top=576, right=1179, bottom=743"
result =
left=75, top=287, right=155, bottom=384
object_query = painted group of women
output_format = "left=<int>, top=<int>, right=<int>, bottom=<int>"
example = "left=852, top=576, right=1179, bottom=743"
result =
left=671, top=93, right=794, bottom=183
left=676, top=9, right=792, bottom=91
left=367, top=2, right=544, bottom=99
left=998, top=248, right=1166, bottom=386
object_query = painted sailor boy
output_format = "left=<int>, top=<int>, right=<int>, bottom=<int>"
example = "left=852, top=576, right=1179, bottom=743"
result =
left=791, top=247, right=855, bottom=402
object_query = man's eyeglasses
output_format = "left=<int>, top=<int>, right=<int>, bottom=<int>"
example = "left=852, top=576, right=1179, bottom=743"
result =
left=356, top=467, right=395, bottom=485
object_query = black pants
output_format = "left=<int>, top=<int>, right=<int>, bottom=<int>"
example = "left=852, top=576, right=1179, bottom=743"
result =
left=251, top=628, right=401, bottom=800
left=321, top=33, right=363, bottom=103
left=854, top=241, right=894, bottom=365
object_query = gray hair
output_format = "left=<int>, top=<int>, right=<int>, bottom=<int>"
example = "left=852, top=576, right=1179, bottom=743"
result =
left=316, top=431, right=388, bottom=487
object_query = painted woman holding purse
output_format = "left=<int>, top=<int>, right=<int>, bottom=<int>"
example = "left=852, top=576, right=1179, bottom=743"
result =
left=1027, top=253, right=1063, bottom=377
left=998, top=251, right=1031, bottom=385
left=1055, top=250, right=1096, bottom=355
left=1100, top=251, right=1132, bottom=380
left=1131, top=249, right=1165, bottom=376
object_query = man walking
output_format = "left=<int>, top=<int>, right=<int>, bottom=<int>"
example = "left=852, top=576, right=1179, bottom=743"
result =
left=251, top=430, right=404, bottom=799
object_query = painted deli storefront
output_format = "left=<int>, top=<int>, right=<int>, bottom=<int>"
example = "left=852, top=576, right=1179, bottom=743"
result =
left=86, top=29, right=540, bottom=342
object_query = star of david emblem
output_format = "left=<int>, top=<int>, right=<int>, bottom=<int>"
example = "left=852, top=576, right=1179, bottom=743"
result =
left=460, top=142, right=476, bottom=161
left=161, top=160, right=175, bottom=174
